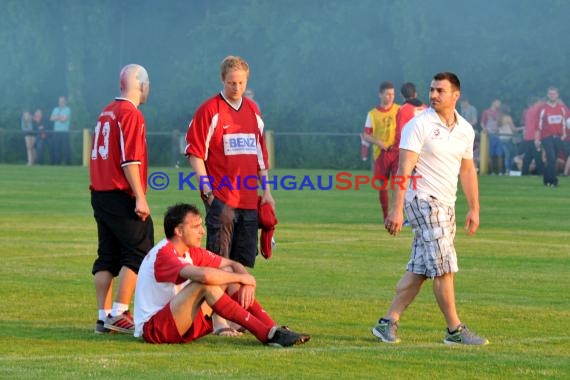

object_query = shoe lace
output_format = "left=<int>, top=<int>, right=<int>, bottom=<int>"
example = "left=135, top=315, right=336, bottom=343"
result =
left=458, top=325, right=476, bottom=338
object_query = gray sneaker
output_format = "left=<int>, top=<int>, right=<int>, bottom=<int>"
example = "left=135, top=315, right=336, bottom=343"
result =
left=444, top=324, right=489, bottom=345
left=371, top=319, right=400, bottom=343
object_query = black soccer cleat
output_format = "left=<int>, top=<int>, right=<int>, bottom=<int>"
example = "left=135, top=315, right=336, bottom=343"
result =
left=266, top=326, right=310, bottom=347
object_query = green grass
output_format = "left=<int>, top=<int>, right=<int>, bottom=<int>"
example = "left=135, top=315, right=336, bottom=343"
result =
left=0, top=164, right=569, bottom=379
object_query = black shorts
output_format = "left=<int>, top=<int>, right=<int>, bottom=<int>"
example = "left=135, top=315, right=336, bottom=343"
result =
left=91, top=191, right=154, bottom=276
left=205, top=197, right=258, bottom=268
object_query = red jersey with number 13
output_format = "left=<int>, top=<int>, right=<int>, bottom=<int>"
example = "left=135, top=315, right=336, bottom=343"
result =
left=89, top=98, right=148, bottom=195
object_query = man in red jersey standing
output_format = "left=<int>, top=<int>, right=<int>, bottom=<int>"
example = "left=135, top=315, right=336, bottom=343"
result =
left=521, top=97, right=545, bottom=175
left=394, top=82, right=427, bottom=154
left=393, top=82, right=427, bottom=226
left=536, top=86, right=566, bottom=187
left=89, top=64, right=154, bottom=334
left=185, top=56, right=274, bottom=335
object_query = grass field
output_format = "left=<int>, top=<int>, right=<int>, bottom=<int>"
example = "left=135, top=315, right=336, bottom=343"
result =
left=0, top=164, right=568, bottom=379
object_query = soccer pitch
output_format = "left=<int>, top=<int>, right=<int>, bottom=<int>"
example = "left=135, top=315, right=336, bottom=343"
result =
left=0, top=164, right=568, bottom=379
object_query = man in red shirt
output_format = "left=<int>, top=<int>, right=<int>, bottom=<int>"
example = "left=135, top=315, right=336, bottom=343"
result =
left=186, top=56, right=273, bottom=268
left=394, top=82, right=427, bottom=151
left=393, top=82, right=426, bottom=226
left=481, top=99, right=504, bottom=175
left=186, top=56, right=274, bottom=335
left=536, top=87, right=566, bottom=187
left=89, top=64, right=154, bottom=334
left=133, top=203, right=309, bottom=347
left=521, top=97, right=545, bottom=175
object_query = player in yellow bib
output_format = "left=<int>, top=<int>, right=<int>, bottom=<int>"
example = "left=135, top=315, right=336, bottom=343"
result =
left=361, top=81, right=400, bottom=221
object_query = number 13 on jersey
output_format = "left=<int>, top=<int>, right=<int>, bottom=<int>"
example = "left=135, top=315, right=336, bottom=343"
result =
left=91, top=121, right=110, bottom=160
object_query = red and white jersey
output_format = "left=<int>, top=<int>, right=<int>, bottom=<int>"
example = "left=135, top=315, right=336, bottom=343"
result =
left=185, top=93, right=269, bottom=209
left=89, top=98, right=148, bottom=195
left=395, top=99, right=427, bottom=150
left=133, top=238, right=222, bottom=338
left=539, top=102, right=566, bottom=138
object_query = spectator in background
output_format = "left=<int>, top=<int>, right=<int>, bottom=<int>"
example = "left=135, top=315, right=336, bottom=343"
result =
left=481, top=99, right=503, bottom=175
left=33, top=108, right=49, bottom=165
left=360, top=81, right=400, bottom=221
left=497, top=104, right=521, bottom=174
left=21, top=110, right=36, bottom=165
left=521, top=97, right=544, bottom=175
left=536, top=86, right=566, bottom=187
left=459, top=98, right=478, bottom=129
left=460, top=97, right=479, bottom=171
left=50, top=95, right=71, bottom=165
left=562, top=115, right=570, bottom=176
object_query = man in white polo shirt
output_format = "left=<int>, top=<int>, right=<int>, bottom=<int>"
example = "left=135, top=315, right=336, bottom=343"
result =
left=371, top=72, right=488, bottom=346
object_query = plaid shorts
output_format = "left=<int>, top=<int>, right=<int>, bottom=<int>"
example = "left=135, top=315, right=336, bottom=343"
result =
left=404, top=194, right=458, bottom=278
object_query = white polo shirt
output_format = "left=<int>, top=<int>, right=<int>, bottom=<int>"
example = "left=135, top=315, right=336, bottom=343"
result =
left=400, top=107, right=474, bottom=206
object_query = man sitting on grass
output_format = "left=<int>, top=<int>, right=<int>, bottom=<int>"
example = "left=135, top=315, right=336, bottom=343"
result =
left=133, top=203, right=309, bottom=347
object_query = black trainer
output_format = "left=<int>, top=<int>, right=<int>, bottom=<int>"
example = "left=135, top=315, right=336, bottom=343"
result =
left=266, top=327, right=310, bottom=347
left=94, top=319, right=110, bottom=334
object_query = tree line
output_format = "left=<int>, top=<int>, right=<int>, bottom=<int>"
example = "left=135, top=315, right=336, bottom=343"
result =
left=2, top=0, right=569, bottom=167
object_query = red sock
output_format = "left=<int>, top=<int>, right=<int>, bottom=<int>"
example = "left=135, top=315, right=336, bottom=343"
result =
left=379, top=190, right=389, bottom=219
left=230, top=293, right=275, bottom=327
left=247, top=300, right=276, bottom=327
left=212, top=293, right=271, bottom=342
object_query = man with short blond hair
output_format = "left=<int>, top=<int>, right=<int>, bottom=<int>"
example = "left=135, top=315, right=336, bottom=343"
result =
left=185, top=56, right=274, bottom=336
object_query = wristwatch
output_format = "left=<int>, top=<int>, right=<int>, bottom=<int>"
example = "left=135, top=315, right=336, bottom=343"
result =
left=201, top=190, right=213, bottom=202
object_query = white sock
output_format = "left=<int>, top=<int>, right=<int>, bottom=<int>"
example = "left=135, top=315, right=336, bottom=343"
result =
left=111, top=302, right=129, bottom=317
left=99, top=309, right=110, bottom=320
left=267, top=325, right=279, bottom=340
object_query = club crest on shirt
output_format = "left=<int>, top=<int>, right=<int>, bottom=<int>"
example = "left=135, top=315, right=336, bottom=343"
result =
left=223, top=133, right=257, bottom=155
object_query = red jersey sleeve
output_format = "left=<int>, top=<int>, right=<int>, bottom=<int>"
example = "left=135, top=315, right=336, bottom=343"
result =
left=185, top=99, right=216, bottom=160
left=189, top=247, right=222, bottom=268
left=154, top=246, right=190, bottom=284
left=258, top=121, right=270, bottom=171
left=395, top=109, right=404, bottom=150
left=119, top=108, right=145, bottom=166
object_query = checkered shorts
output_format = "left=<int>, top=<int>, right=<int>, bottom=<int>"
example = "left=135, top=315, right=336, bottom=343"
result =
left=404, top=194, right=458, bottom=278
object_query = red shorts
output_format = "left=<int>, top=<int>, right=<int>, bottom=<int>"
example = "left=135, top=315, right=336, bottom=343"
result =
left=142, top=302, right=213, bottom=344
left=374, top=151, right=399, bottom=180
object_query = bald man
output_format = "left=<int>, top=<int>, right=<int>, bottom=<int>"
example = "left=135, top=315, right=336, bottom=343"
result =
left=89, top=64, right=155, bottom=334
